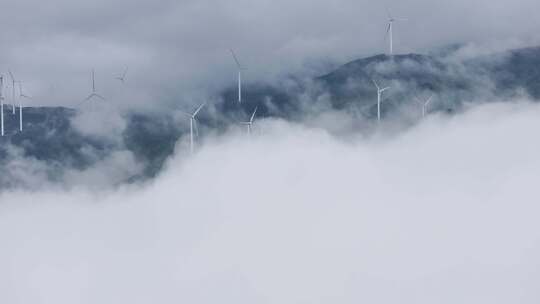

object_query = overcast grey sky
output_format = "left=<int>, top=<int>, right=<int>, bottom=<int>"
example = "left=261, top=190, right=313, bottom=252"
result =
left=1, top=0, right=539, bottom=109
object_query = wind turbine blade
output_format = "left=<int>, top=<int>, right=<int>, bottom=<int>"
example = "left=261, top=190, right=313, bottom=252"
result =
left=250, top=107, right=258, bottom=123
left=122, top=67, right=129, bottom=78
left=193, top=119, right=200, bottom=138
left=8, top=70, right=14, bottom=82
left=371, top=79, right=380, bottom=90
left=381, top=87, right=391, bottom=92
left=425, top=95, right=434, bottom=105
left=94, top=94, right=106, bottom=100
left=385, top=7, right=392, bottom=19
left=384, top=23, right=391, bottom=41
left=230, top=49, right=242, bottom=68
left=92, top=69, right=96, bottom=92
left=82, top=94, right=95, bottom=102
left=192, top=102, right=206, bottom=117
left=178, top=110, right=192, bottom=117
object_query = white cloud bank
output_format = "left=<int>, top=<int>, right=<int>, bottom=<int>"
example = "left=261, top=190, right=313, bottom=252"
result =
left=1, top=101, right=540, bottom=303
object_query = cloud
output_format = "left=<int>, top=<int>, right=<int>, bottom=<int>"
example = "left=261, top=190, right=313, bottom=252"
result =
left=61, top=150, right=144, bottom=189
left=0, top=145, right=55, bottom=189
left=1, top=0, right=540, bottom=110
left=71, top=106, right=127, bottom=141
left=0, top=106, right=145, bottom=191
left=1, top=100, right=539, bottom=303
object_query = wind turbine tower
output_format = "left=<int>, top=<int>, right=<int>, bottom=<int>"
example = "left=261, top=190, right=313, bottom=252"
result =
left=17, top=82, right=31, bottom=132
left=8, top=70, right=16, bottom=114
left=230, top=49, right=245, bottom=103
left=240, top=107, right=258, bottom=135
left=385, top=10, right=407, bottom=55
left=0, top=76, right=4, bottom=136
left=415, top=94, right=434, bottom=118
left=372, top=79, right=390, bottom=122
left=181, top=103, right=206, bottom=154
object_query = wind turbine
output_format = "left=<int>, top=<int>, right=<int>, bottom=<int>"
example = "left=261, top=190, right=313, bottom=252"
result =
left=230, top=49, right=246, bottom=103
left=115, top=67, right=129, bottom=83
left=415, top=94, right=434, bottom=118
left=8, top=70, right=16, bottom=114
left=83, top=69, right=105, bottom=103
left=372, top=79, right=390, bottom=122
left=0, top=76, right=4, bottom=136
left=181, top=103, right=206, bottom=153
left=17, top=81, right=31, bottom=132
left=385, top=9, right=407, bottom=55
left=239, top=107, right=258, bottom=135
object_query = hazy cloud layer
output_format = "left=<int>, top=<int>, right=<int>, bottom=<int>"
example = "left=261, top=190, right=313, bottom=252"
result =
left=1, top=0, right=540, bottom=109
left=1, top=2, right=540, bottom=300
left=1, top=101, right=539, bottom=303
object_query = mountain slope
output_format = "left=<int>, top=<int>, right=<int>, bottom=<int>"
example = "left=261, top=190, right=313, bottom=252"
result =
left=2, top=45, right=540, bottom=189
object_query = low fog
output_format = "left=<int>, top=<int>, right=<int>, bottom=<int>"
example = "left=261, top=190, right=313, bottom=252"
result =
left=1, top=101, right=539, bottom=303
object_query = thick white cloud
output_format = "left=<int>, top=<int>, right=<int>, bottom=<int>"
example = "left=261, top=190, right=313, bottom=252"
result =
left=1, top=101, right=539, bottom=303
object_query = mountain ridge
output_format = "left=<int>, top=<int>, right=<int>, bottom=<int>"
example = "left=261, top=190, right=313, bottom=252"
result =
left=2, top=45, right=540, bottom=189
